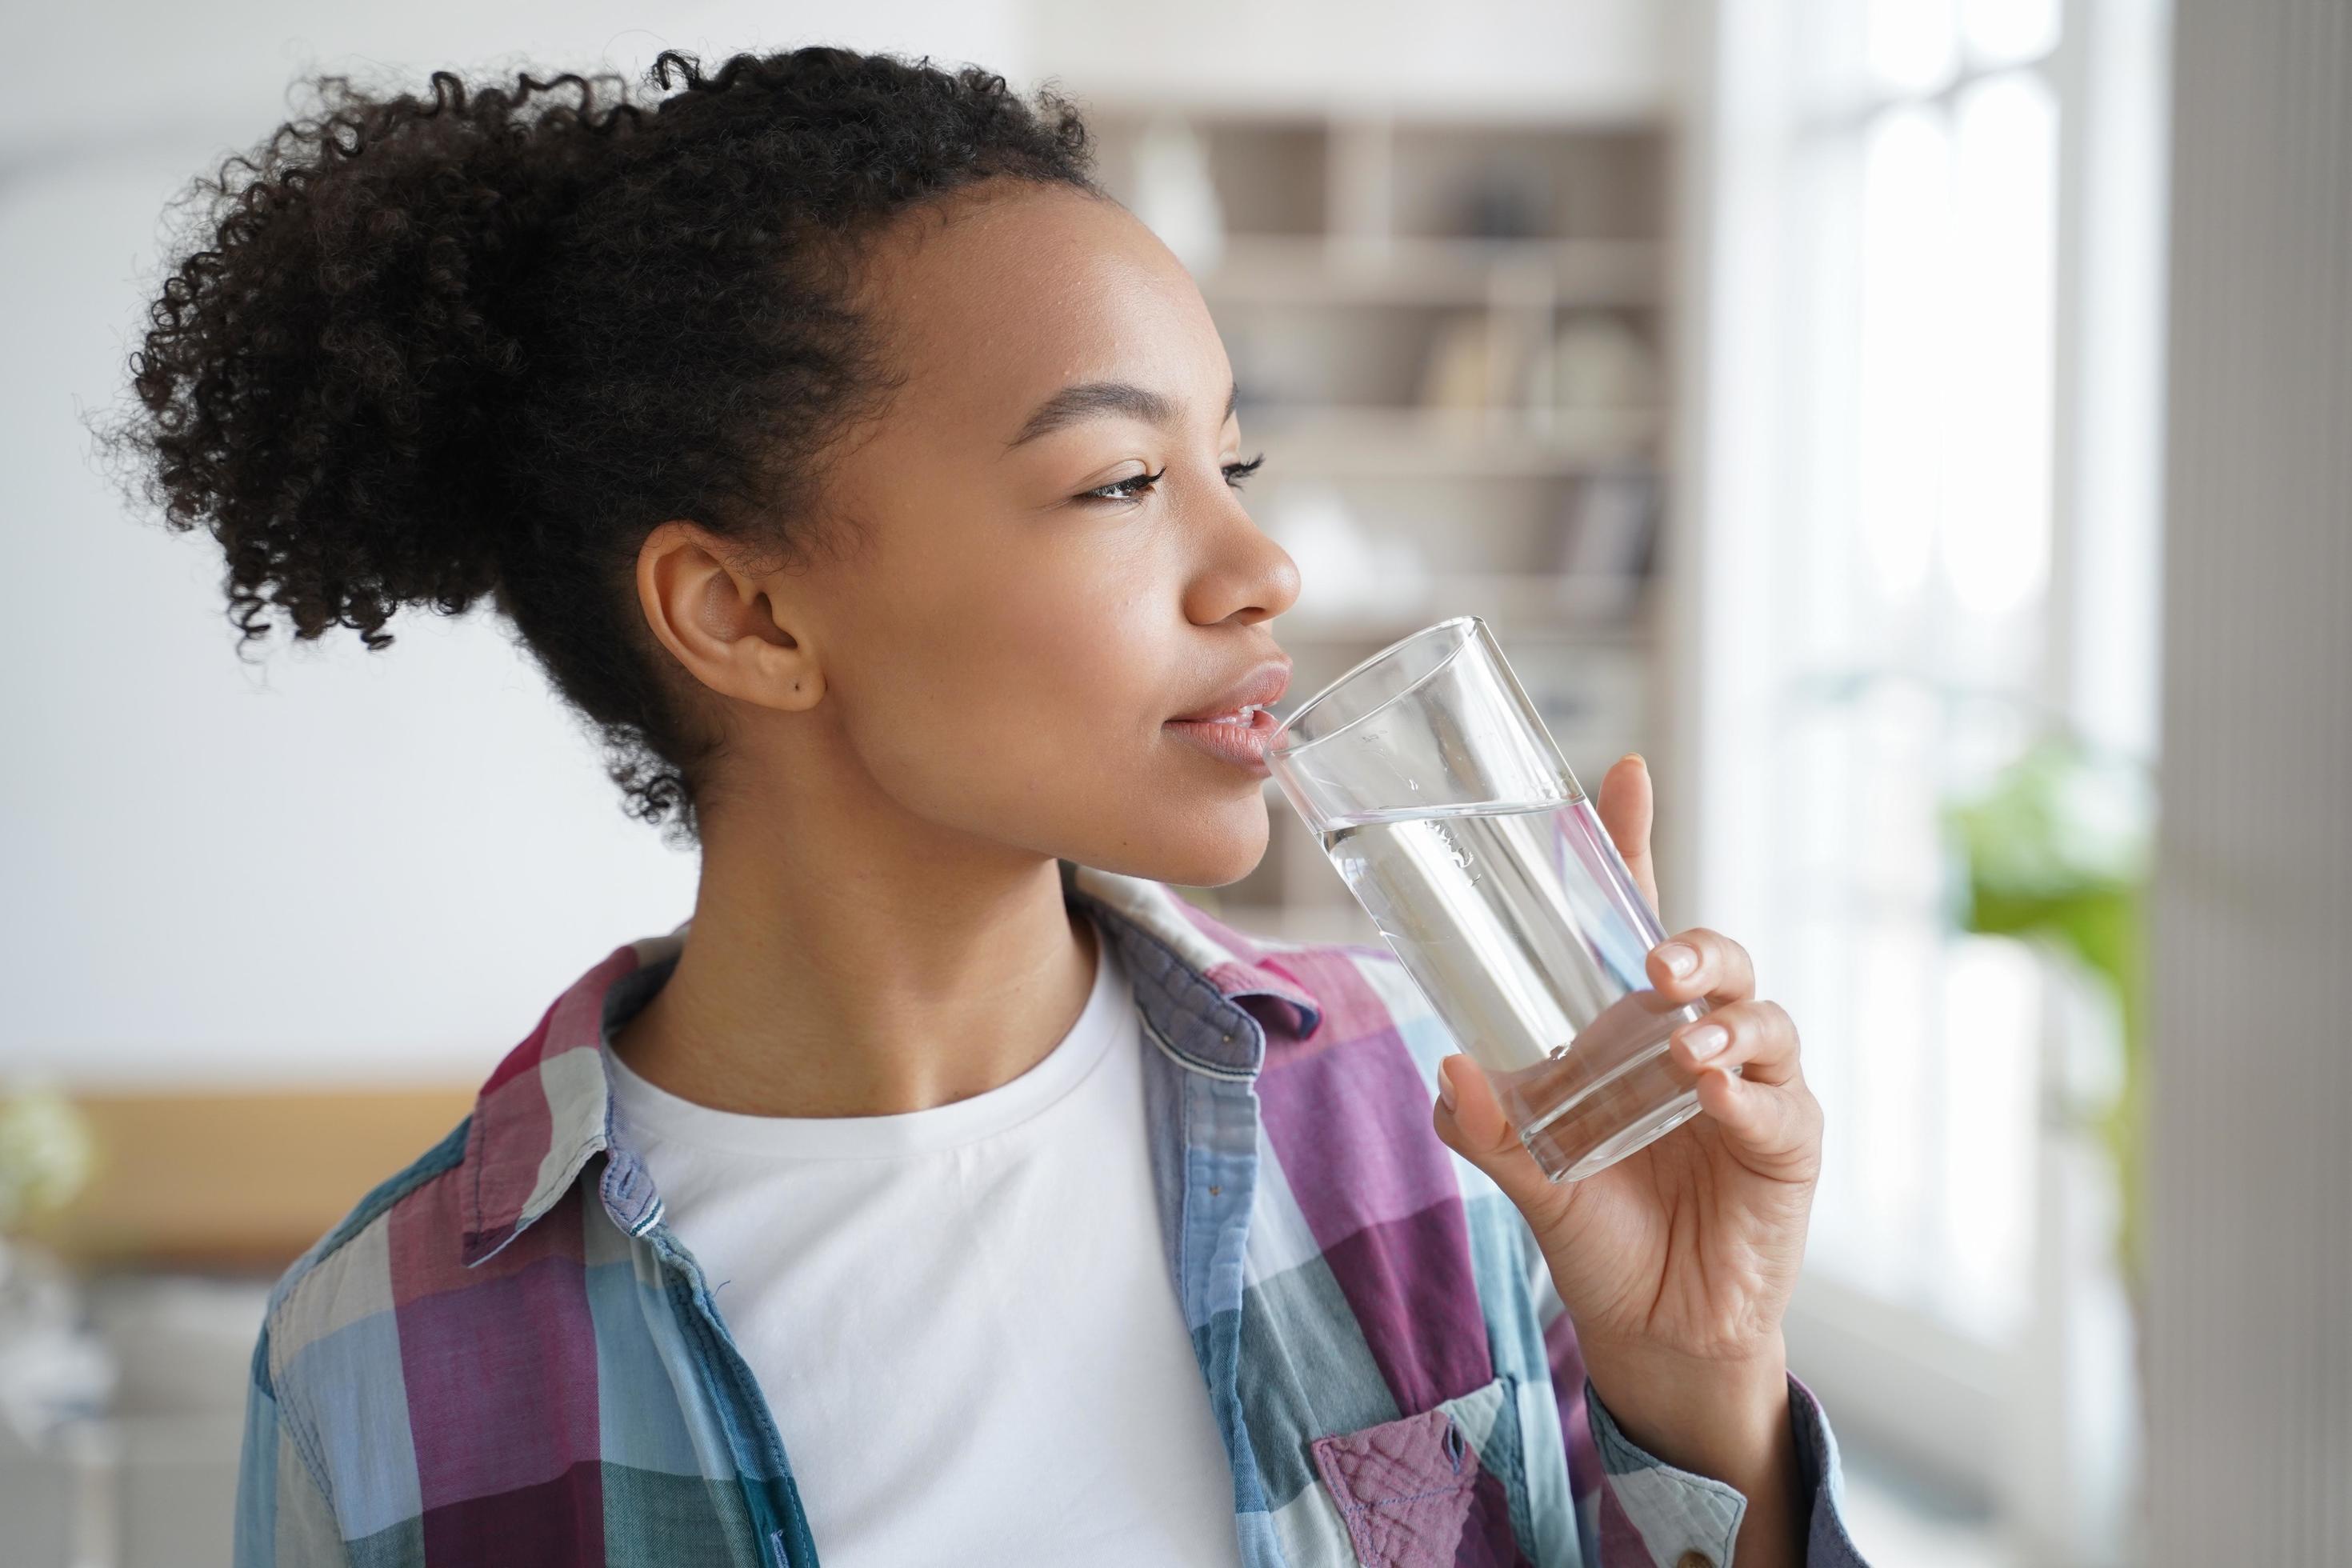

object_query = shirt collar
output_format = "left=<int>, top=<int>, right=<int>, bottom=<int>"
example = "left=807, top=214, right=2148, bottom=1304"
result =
left=458, top=861, right=1325, bottom=1266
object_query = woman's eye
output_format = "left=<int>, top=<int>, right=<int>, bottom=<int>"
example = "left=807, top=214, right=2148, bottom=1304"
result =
left=1078, top=452, right=1266, bottom=504
left=1082, top=466, right=1166, bottom=502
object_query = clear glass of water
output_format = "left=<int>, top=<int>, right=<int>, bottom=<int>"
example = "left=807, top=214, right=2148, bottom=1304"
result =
left=1264, top=614, right=1721, bottom=1182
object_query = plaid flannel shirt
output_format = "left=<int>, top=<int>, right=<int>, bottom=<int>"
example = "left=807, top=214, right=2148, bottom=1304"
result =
left=234, top=860, right=1867, bottom=1567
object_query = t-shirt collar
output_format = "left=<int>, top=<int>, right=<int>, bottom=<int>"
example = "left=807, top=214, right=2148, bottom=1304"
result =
left=458, top=861, right=1325, bottom=1266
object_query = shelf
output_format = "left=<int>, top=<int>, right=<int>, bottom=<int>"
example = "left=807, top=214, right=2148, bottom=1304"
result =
left=1195, top=234, right=1663, bottom=307
left=1278, top=573, right=1654, bottom=644
left=1069, top=98, right=1675, bottom=947
left=1242, top=404, right=1661, bottom=474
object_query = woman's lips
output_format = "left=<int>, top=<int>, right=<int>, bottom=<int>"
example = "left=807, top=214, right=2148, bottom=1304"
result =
left=1162, top=704, right=1279, bottom=776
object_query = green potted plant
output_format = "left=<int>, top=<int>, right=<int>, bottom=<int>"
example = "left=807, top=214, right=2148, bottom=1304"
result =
left=1942, top=730, right=2153, bottom=1292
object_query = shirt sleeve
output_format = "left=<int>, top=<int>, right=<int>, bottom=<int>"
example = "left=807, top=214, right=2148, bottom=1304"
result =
left=1581, top=1370, right=1870, bottom=1567
left=234, top=1321, right=354, bottom=1568
left=1524, top=1224, right=1871, bottom=1566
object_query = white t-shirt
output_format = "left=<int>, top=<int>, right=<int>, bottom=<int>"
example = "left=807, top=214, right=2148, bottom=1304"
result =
left=602, top=918, right=1246, bottom=1568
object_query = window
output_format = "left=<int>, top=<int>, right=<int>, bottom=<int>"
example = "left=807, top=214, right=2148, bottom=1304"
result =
left=1681, top=0, right=2166, bottom=1534
left=1784, top=0, right=2066, bottom=1341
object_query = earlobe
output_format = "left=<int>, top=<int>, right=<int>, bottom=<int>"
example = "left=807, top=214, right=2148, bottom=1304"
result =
left=717, top=600, right=825, bottom=714
left=778, top=665, right=825, bottom=710
left=747, top=605, right=824, bottom=712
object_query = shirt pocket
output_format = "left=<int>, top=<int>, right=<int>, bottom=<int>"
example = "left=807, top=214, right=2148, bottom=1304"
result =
left=1306, top=1372, right=1537, bottom=1568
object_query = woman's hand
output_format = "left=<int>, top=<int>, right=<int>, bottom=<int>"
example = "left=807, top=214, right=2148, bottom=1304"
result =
left=1430, top=754, right=1820, bottom=1566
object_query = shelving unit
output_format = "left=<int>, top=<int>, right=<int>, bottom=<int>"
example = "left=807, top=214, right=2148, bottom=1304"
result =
left=1076, top=101, right=1680, bottom=944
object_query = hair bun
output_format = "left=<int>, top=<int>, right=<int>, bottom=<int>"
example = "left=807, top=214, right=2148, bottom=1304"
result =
left=114, top=66, right=632, bottom=648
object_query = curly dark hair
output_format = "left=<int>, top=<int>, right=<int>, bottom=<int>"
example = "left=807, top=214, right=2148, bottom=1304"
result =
left=100, top=46, right=1102, bottom=845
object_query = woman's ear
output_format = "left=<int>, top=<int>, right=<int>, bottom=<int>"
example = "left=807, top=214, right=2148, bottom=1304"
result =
left=634, top=519, right=825, bottom=713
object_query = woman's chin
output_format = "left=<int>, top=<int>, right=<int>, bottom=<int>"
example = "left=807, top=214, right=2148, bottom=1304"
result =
left=1085, top=800, right=1272, bottom=890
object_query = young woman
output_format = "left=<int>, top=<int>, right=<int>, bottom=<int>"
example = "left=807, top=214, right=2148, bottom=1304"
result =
left=114, top=46, right=1864, bottom=1568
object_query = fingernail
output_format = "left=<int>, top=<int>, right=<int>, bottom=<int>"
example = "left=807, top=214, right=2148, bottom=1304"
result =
left=1626, top=751, right=1647, bottom=771
left=1657, top=942, right=1697, bottom=978
left=1438, top=1058, right=1458, bottom=1110
left=1683, top=1022, right=1729, bottom=1062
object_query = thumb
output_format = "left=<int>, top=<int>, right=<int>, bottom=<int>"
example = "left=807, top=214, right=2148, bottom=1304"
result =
left=1431, top=1054, right=1574, bottom=1234
left=1595, top=754, right=1659, bottom=919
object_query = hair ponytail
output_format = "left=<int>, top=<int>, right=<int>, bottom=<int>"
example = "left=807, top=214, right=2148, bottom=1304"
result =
left=104, top=47, right=1100, bottom=842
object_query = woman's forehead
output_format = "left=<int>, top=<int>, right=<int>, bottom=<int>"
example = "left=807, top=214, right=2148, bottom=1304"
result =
left=862, top=186, right=1216, bottom=422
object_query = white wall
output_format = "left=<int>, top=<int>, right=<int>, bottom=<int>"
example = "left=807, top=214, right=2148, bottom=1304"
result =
left=0, top=1, right=1026, bottom=1087
left=0, top=1, right=1027, bottom=152
left=1028, top=0, right=1662, bottom=117
left=2146, top=2, right=2352, bottom=1559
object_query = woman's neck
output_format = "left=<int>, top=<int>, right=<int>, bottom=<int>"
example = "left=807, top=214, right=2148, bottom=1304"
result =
left=609, top=800, right=1099, bottom=1120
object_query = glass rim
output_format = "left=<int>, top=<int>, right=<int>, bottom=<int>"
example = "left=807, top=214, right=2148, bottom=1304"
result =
left=1269, top=614, right=1482, bottom=761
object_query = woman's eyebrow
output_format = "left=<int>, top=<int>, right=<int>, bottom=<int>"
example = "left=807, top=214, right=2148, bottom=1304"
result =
left=1002, top=379, right=1240, bottom=450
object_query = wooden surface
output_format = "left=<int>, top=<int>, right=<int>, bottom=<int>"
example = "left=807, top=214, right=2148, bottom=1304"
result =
left=29, top=1087, right=478, bottom=1272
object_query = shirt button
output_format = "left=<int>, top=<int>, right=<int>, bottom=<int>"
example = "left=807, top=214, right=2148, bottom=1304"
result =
left=1676, top=1553, right=1714, bottom=1568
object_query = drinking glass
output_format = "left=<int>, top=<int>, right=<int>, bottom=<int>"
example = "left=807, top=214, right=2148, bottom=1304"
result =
left=1264, top=614, right=1723, bottom=1181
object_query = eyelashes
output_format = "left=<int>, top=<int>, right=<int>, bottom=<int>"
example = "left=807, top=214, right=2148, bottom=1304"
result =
left=1082, top=452, right=1266, bottom=504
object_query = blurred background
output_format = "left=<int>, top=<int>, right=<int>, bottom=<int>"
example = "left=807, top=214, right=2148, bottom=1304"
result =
left=2, top=1, right=2343, bottom=1564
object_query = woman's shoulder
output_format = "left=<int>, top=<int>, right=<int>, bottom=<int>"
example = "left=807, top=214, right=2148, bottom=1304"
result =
left=242, top=1109, right=482, bottom=1494
left=250, top=1115, right=473, bottom=1391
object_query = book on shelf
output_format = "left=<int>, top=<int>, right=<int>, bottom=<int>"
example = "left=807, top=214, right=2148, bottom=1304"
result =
left=1554, top=464, right=1659, bottom=618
